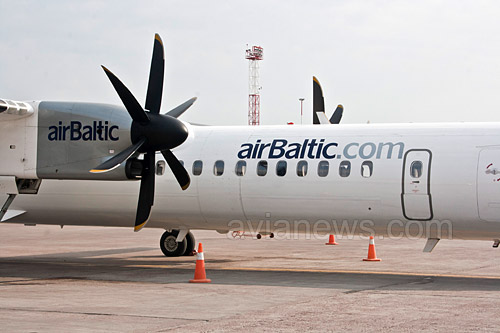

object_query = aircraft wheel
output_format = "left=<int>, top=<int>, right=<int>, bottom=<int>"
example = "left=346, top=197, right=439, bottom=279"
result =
left=160, top=230, right=187, bottom=257
left=183, top=231, right=196, bottom=256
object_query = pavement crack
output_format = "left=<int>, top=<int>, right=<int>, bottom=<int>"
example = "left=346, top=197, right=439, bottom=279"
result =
left=369, top=291, right=500, bottom=300
left=344, top=277, right=432, bottom=294
left=0, top=278, right=54, bottom=286
left=0, top=307, right=209, bottom=322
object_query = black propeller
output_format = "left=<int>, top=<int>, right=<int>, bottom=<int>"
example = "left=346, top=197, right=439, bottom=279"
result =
left=90, top=34, right=195, bottom=232
left=312, top=76, right=344, bottom=125
left=312, top=76, right=325, bottom=125
left=330, top=104, right=343, bottom=124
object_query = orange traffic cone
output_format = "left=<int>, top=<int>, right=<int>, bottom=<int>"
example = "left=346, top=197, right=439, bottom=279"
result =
left=363, top=236, right=381, bottom=261
left=325, top=234, right=338, bottom=245
left=189, top=243, right=211, bottom=283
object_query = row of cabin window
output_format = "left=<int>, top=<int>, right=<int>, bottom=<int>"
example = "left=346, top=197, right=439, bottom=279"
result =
left=188, top=160, right=375, bottom=178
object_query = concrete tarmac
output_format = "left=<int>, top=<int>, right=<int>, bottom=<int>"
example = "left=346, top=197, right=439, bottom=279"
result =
left=1, top=224, right=500, bottom=332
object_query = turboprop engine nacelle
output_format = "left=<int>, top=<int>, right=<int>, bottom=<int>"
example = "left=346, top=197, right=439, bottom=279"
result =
left=36, top=101, right=141, bottom=180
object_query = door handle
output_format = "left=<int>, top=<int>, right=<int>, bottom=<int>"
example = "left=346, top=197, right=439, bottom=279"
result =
left=486, top=168, right=499, bottom=175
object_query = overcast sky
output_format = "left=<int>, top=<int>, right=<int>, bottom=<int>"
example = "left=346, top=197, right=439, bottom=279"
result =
left=1, top=0, right=500, bottom=125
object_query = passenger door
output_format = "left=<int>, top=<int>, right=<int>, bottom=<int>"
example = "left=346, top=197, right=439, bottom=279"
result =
left=401, top=149, right=433, bottom=220
left=477, top=148, right=500, bottom=222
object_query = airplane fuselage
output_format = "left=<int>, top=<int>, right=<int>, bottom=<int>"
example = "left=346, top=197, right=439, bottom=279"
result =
left=2, top=101, right=500, bottom=241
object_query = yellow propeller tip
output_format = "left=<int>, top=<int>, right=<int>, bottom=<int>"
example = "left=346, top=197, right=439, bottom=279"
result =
left=154, top=34, right=163, bottom=45
left=134, top=221, right=147, bottom=232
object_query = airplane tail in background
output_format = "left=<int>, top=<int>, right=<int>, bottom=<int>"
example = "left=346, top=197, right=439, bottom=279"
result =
left=330, top=104, right=343, bottom=124
left=312, top=76, right=325, bottom=125
left=312, top=77, right=343, bottom=125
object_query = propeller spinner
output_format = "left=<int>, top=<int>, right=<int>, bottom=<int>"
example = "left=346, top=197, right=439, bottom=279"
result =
left=90, top=34, right=195, bottom=232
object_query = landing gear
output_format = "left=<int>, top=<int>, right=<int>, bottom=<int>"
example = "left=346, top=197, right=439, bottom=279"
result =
left=160, top=230, right=187, bottom=257
left=159, top=230, right=196, bottom=257
left=183, top=231, right=196, bottom=256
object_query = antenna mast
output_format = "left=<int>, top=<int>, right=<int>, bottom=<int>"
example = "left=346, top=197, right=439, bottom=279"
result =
left=245, top=46, right=263, bottom=125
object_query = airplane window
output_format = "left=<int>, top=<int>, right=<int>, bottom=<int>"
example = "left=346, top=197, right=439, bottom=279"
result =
left=339, top=161, right=351, bottom=177
left=297, top=160, right=308, bottom=177
left=179, top=160, right=184, bottom=166
left=361, top=161, right=373, bottom=178
left=192, top=160, right=203, bottom=176
left=318, top=161, right=329, bottom=177
left=214, top=160, right=224, bottom=176
left=276, top=160, right=287, bottom=177
left=257, top=160, right=268, bottom=176
left=156, top=160, right=166, bottom=176
left=410, top=161, right=423, bottom=178
left=235, top=160, right=246, bottom=176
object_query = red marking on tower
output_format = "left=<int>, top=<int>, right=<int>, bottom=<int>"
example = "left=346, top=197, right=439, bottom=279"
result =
left=246, top=46, right=263, bottom=126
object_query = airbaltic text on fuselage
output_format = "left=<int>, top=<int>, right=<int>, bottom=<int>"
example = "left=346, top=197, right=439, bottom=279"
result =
left=237, top=139, right=404, bottom=160
left=48, top=121, right=119, bottom=141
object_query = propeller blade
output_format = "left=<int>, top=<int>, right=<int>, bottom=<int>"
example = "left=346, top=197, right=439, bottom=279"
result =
left=313, top=76, right=325, bottom=125
left=145, top=34, right=165, bottom=115
left=330, top=104, right=344, bottom=124
left=101, top=65, right=150, bottom=124
left=90, top=137, right=147, bottom=173
left=166, top=97, right=197, bottom=119
left=161, top=149, right=190, bottom=190
left=134, top=152, right=155, bottom=232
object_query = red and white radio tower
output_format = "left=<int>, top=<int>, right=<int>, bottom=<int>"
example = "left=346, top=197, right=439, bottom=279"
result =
left=245, top=46, right=263, bottom=125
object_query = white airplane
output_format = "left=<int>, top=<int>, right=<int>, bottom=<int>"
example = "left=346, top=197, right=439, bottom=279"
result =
left=1, top=34, right=500, bottom=257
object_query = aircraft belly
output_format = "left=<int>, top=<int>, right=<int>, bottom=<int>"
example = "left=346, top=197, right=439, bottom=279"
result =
left=3, top=178, right=206, bottom=229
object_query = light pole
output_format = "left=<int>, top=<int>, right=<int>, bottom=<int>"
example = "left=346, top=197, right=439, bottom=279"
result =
left=299, top=98, right=304, bottom=125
